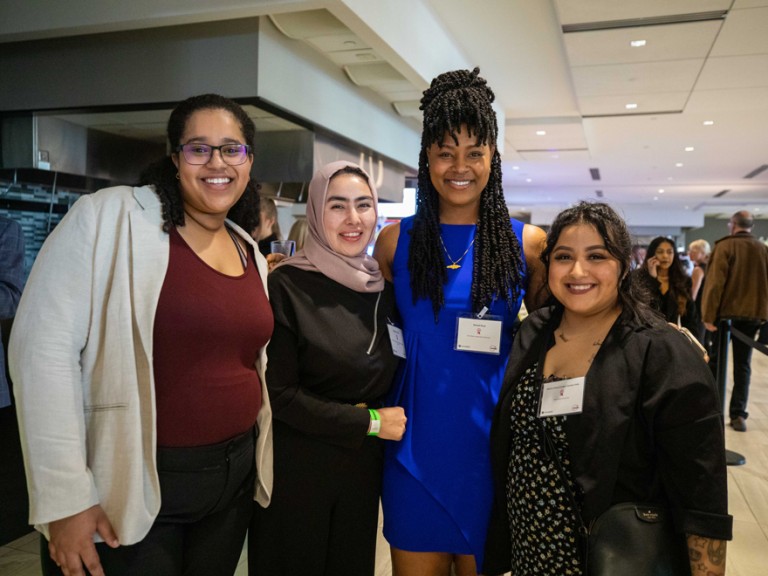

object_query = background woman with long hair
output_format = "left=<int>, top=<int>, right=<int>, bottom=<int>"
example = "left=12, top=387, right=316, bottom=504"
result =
left=632, top=236, right=698, bottom=333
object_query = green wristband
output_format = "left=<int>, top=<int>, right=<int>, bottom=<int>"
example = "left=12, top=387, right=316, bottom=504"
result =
left=367, top=409, right=381, bottom=436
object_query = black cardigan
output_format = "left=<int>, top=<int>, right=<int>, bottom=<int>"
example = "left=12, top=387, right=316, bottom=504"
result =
left=483, top=306, right=732, bottom=575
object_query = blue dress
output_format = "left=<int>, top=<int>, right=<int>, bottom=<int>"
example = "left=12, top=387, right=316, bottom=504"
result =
left=382, top=217, right=527, bottom=567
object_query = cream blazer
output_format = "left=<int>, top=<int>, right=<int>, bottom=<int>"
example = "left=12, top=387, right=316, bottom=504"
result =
left=9, top=185, right=273, bottom=544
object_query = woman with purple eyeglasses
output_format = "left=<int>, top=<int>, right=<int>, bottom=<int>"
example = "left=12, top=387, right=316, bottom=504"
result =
left=11, top=94, right=273, bottom=576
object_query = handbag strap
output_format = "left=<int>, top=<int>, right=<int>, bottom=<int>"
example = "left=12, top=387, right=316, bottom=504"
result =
left=540, top=419, right=588, bottom=536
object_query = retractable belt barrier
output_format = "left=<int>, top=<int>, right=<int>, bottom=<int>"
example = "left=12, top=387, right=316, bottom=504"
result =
left=730, top=325, right=768, bottom=357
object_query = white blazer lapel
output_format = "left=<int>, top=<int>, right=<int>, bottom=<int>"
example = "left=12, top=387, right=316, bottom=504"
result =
left=129, top=188, right=169, bottom=357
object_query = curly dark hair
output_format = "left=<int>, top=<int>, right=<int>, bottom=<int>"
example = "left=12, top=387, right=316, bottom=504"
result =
left=138, top=94, right=260, bottom=233
left=541, top=201, right=660, bottom=326
left=643, top=236, right=692, bottom=318
left=410, top=67, right=525, bottom=319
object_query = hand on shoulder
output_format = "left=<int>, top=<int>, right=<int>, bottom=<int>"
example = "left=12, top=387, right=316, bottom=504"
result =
left=373, top=222, right=400, bottom=282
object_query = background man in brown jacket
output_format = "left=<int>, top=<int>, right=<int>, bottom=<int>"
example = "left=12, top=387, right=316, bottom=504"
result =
left=702, top=210, right=768, bottom=432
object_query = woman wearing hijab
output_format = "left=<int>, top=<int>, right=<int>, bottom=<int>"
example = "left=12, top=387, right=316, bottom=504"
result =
left=248, top=161, right=406, bottom=576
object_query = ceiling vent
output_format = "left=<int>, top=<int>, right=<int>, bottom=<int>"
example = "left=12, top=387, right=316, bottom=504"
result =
left=590, top=167, right=601, bottom=181
left=595, top=190, right=604, bottom=198
left=714, top=189, right=730, bottom=198
left=744, top=164, right=768, bottom=179
left=562, top=10, right=728, bottom=33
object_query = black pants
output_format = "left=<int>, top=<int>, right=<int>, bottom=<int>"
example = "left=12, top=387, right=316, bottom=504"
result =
left=729, top=319, right=762, bottom=420
left=249, top=425, right=383, bottom=576
left=42, top=426, right=257, bottom=576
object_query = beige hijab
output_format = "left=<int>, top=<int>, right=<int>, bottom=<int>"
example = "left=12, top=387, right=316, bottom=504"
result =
left=277, top=160, right=384, bottom=293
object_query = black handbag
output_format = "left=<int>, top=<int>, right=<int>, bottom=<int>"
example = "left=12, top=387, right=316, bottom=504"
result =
left=541, top=422, right=690, bottom=576
left=587, top=502, right=690, bottom=576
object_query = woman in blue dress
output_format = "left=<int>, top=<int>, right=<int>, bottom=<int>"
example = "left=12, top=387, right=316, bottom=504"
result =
left=374, top=67, right=547, bottom=575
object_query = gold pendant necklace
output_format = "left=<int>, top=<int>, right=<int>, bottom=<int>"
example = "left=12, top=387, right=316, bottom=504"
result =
left=439, top=234, right=476, bottom=270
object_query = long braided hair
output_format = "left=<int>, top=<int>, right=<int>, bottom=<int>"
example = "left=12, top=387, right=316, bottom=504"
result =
left=410, top=67, right=525, bottom=319
left=138, top=94, right=260, bottom=233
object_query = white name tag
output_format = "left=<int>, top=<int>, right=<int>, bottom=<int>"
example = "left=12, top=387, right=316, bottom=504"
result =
left=387, top=324, right=406, bottom=359
left=538, top=376, right=586, bottom=417
left=455, top=314, right=503, bottom=355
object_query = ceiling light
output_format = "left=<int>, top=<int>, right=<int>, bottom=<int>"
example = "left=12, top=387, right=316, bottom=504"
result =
left=630, top=40, right=647, bottom=47
left=512, top=166, right=520, bottom=170
left=525, top=178, right=532, bottom=183
left=658, top=189, right=665, bottom=193
left=536, top=130, right=546, bottom=136
left=625, top=103, right=638, bottom=109
left=675, top=163, right=683, bottom=167
left=684, top=146, right=695, bottom=152
left=703, top=120, right=715, bottom=126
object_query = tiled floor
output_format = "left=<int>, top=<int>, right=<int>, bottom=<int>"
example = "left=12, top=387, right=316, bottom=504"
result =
left=3, top=348, right=767, bottom=576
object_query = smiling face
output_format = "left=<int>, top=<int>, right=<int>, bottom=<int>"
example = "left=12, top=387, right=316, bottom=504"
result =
left=426, top=125, right=494, bottom=221
left=653, top=240, right=676, bottom=270
left=171, top=108, right=253, bottom=224
left=548, top=223, right=622, bottom=319
left=323, top=172, right=377, bottom=257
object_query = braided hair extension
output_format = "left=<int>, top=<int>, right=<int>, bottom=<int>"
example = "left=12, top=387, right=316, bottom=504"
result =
left=410, top=67, right=525, bottom=319
left=138, top=94, right=260, bottom=233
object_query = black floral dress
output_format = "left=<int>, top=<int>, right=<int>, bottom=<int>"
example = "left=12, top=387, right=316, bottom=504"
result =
left=505, top=364, right=583, bottom=575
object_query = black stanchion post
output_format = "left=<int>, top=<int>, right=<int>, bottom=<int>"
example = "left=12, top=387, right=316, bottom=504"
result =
left=716, top=319, right=746, bottom=466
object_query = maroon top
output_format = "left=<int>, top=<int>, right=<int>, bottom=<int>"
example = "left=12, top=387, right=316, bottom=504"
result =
left=153, top=227, right=273, bottom=446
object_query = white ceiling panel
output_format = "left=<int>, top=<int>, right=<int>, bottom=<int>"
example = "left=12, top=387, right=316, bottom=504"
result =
left=517, top=150, right=592, bottom=162
left=732, top=0, right=768, bottom=8
left=506, top=118, right=588, bottom=151
left=572, top=60, right=703, bottom=96
left=555, top=0, right=732, bottom=25
left=709, top=6, right=768, bottom=55
left=577, top=92, right=690, bottom=116
left=696, top=54, right=768, bottom=89
left=564, top=21, right=721, bottom=67
left=686, top=86, right=768, bottom=112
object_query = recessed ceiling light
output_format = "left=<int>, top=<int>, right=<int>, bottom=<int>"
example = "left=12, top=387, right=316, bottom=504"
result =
left=675, top=163, right=684, bottom=167
left=653, top=196, right=659, bottom=201
left=684, top=146, right=695, bottom=152
left=658, top=189, right=665, bottom=194
left=625, top=103, right=638, bottom=109
left=703, top=120, right=715, bottom=126
left=525, top=178, right=532, bottom=183
left=536, top=130, right=546, bottom=136
left=630, top=40, right=647, bottom=47
left=512, top=166, right=520, bottom=170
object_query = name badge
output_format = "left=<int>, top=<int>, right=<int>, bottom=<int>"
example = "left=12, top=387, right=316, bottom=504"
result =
left=455, top=314, right=503, bottom=355
left=538, top=376, right=585, bottom=417
left=387, top=323, right=406, bottom=359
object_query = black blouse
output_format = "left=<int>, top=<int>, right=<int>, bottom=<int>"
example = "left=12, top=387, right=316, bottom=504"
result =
left=265, top=266, right=400, bottom=448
